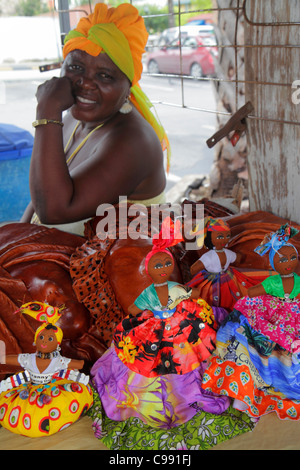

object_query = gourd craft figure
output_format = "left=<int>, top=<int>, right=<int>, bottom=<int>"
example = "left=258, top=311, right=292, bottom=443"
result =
left=201, top=224, right=300, bottom=420
left=0, top=302, right=93, bottom=437
left=187, top=217, right=266, bottom=312
left=90, top=217, right=230, bottom=430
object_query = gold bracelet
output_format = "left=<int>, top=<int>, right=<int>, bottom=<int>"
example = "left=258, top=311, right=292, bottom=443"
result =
left=32, top=119, right=64, bottom=128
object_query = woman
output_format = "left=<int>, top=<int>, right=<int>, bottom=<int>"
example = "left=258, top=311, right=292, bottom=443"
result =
left=22, top=3, right=169, bottom=236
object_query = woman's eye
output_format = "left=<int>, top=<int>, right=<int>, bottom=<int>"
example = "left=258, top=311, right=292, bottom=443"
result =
left=48, top=336, right=54, bottom=342
left=154, top=263, right=163, bottom=269
left=279, top=257, right=288, bottom=263
left=96, top=72, right=114, bottom=81
left=165, top=261, right=172, bottom=267
left=216, top=235, right=224, bottom=240
left=68, top=64, right=83, bottom=72
left=291, top=255, right=297, bottom=261
left=39, top=335, right=44, bottom=341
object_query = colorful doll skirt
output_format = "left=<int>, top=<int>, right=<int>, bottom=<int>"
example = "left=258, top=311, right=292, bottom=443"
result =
left=187, top=267, right=270, bottom=311
left=202, top=310, right=300, bottom=420
left=90, top=345, right=230, bottom=429
left=113, top=298, right=217, bottom=377
left=0, top=377, right=93, bottom=437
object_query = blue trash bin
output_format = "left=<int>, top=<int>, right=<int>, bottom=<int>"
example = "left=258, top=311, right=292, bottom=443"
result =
left=0, top=123, right=34, bottom=222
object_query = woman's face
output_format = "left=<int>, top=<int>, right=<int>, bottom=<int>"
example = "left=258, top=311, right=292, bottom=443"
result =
left=210, top=229, right=231, bottom=250
left=273, top=245, right=298, bottom=275
left=61, top=50, right=131, bottom=124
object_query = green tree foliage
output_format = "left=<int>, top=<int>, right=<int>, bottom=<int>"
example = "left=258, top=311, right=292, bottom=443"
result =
left=15, top=0, right=49, bottom=16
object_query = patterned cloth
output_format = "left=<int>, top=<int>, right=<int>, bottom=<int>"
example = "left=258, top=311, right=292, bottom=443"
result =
left=113, top=297, right=217, bottom=377
left=0, top=377, right=93, bottom=437
left=187, top=265, right=269, bottom=312
left=91, top=346, right=229, bottom=429
left=235, top=294, right=300, bottom=354
left=87, top=386, right=257, bottom=450
left=90, top=295, right=231, bottom=429
left=202, top=310, right=300, bottom=420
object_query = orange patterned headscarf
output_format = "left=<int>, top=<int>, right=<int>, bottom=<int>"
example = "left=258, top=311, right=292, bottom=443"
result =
left=63, top=3, right=171, bottom=170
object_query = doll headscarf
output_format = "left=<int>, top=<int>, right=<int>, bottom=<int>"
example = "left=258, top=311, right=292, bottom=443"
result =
left=254, top=223, right=299, bottom=270
left=145, top=217, right=183, bottom=273
left=17, top=301, right=64, bottom=345
left=191, top=216, right=230, bottom=248
left=63, top=3, right=171, bottom=171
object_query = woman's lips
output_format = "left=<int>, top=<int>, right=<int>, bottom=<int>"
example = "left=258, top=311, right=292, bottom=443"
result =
left=76, top=96, right=97, bottom=109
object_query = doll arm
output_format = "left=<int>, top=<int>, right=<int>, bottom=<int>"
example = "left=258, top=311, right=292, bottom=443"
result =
left=190, top=287, right=201, bottom=299
left=233, top=252, right=245, bottom=265
left=128, top=303, right=143, bottom=316
left=0, top=355, right=21, bottom=367
left=68, top=359, right=84, bottom=370
left=247, top=283, right=267, bottom=298
left=190, top=259, right=205, bottom=277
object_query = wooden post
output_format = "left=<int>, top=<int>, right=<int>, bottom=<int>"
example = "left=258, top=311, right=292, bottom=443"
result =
left=244, top=0, right=300, bottom=223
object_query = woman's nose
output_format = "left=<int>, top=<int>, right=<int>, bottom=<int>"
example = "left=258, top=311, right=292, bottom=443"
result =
left=76, top=74, right=97, bottom=88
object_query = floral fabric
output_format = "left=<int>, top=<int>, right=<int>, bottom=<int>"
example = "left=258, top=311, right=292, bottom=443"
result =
left=202, top=310, right=300, bottom=420
left=113, top=299, right=217, bottom=377
left=88, top=387, right=257, bottom=450
left=235, top=295, right=300, bottom=354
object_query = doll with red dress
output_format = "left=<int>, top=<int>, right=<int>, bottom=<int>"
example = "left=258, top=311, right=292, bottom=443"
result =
left=90, top=217, right=230, bottom=430
left=0, top=301, right=93, bottom=437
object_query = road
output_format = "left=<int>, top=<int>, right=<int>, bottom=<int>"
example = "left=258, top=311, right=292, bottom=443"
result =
left=0, top=68, right=218, bottom=189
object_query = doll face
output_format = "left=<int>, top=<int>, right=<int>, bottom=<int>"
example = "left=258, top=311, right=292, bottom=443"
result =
left=211, top=229, right=231, bottom=250
left=35, top=328, right=58, bottom=354
left=273, top=245, right=298, bottom=275
left=147, top=252, right=174, bottom=284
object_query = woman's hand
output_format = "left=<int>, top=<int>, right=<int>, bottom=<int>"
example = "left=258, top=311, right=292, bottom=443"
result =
left=35, top=76, right=75, bottom=117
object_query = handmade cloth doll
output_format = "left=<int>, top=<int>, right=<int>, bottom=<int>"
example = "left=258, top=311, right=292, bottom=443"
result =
left=0, top=301, right=93, bottom=437
left=187, top=216, right=268, bottom=312
left=202, top=224, right=300, bottom=420
left=90, top=217, right=230, bottom=430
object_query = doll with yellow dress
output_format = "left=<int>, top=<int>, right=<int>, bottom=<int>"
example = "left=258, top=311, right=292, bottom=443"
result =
left=0, top=301, right=93, bottom=437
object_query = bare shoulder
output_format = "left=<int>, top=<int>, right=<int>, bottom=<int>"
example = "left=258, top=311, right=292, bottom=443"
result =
left=103, top=109, right=164, bottom=169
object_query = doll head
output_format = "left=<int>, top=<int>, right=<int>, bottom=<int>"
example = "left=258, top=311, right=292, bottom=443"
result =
left=144, top=217, right=182, bottom=283
left=254, top=223, right=299, bottom=272
left=17, top=301, right=64, bottom=352
left=192, top=217, right=230, bottom=249
left=272, top=244, right=298, bottom=275
left=146, top=250, right=175, bottom=284
left=34, top=323, right=62, bottom=354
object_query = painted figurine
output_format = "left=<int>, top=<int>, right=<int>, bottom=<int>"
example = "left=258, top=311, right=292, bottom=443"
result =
left=0, top=301, right=93, bottom=437
left=90, top=218, right=230, bottom=430
left=187, top=217, right=266, bottom=312
left=202, top=224, right=300, bottom=420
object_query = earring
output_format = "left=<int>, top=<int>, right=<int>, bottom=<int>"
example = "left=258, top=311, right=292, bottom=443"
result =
left=119, top=97, right=132, bottom=114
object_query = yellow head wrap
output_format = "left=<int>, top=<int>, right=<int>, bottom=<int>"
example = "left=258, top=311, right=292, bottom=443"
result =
left=17, top=301, right=64, bottom=345
left=63, top=3, right=170, bottom=171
